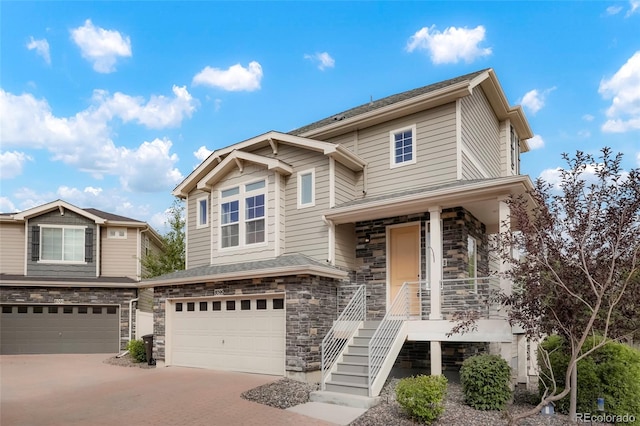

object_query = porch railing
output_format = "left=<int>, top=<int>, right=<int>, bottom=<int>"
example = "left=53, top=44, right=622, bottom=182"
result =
left=368, top=281, right=421, bottom=395
left=440, top=276, right=502, bottom=318
left=321, top=284, right=366, bottom=390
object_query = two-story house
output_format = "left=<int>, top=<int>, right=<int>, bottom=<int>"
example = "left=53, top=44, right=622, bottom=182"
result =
left=0, top=200, right=163, bottom=355
left=143, top=69, right=537, bottom=400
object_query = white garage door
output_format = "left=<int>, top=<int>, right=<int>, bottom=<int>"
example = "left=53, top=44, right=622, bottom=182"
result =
left=168, top=295, right=285, bottom=375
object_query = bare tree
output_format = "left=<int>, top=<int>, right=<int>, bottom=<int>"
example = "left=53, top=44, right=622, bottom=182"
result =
left=452, top=148, right=640, bottom=424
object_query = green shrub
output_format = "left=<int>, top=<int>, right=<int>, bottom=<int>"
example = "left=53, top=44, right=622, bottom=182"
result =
left=395, top=374, right=447, bottom=424
left=127, top=339, right=146, bottom=363
left=460, top=354, right=512, bottom=410
left=538, top=335, right=640, bottom=424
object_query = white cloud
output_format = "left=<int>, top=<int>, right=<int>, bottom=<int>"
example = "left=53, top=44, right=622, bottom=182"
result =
left=406, top=25, right=492, bottom=64
left=0, top=88, right=190, bottom=192
left=0, top=197, right=16, bottom=213
left=607, top=5, right=623, bottom=15
left=192, top=61, right=263, bottom=91
left=539, top=167, right=563, bottom=191
left=194, top=146, right=212, bottom=162
left=70, top=19, right=132, bottom=73
left=0, top=151, right=32, bottom=179
left=627, top=0, right=640, bottom=16
left=92, top=85, right=196, bottom=129
left=519, top=87, right=556, bottom=115
left=527, top=135, right=545, bottom=150
left=26, top=37, right=51, bottom=65
left=582, top=114, right=595, bottom=122
left=577, top=130, right=591, bottom=139
left=304, top=52, right=335, bottom=70
left=599, top=51, right=640, bottom=132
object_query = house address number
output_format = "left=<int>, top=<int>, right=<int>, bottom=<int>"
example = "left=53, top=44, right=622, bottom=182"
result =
left=213, top=289, right=224, bottom=296
left=54, top=298, right=65, bottom=304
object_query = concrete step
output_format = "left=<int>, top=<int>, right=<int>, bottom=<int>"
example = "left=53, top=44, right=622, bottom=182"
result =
left=346, top=344, right=368, bottom=355
left=357, top=328, right=376, bottom=337
left=310, top=390, right=380, bottom=409
left=325, top=380, right=369, bottom=397
left=343, top=353, right=368, bottom=363
left=363, top=320, right=381, bottom=329
left=352, top=336, right=372, bottom=345
left=336, top=361, right=368, bottom=374
left=330, top=371, right=368, bottom=386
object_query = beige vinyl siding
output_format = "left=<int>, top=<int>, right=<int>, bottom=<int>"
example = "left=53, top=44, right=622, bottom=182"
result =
left=0, top=222, right=25, bottom=274
left=461, top=151, right=486, bottom=180
left=335, top=223, right=356, bottom=270
left=282, top=147, right=329, bottom=262
left=460, top=88, right=501, bottom=178
left=335, top=103, right=457, bottom=198
left=101, top=227, right=138, bottom=279
left=211, top=164, right=277, bottom=265
left=334, top=161, right=358, bottom=205
left=187, top=189, right=211, bottom=268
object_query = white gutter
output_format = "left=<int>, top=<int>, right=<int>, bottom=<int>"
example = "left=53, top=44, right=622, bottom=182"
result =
left=128, top=298, right=139, bottom=341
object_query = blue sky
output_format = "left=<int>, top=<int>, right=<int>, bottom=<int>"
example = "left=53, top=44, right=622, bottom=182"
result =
left=1, top=1, right=639, bottom=232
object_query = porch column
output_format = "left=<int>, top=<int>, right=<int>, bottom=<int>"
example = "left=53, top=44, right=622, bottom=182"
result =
left=517, top=334, right=528, bottom=385
left=430, top=341, right=442, bottom=376
left=428, top=206, right=442, bottom=320
left=498, top=198, right=512, bottom=296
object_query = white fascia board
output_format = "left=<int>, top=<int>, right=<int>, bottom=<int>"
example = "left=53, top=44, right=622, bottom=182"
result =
left=139, top=264, right=348, bottom=288
left=13, top=200, right=107, bottom=224
left=196, top=150, right=293, bottom=191
left=0, top=280, right=138, bottom=288
left=325, top=175, right=535, bottom=224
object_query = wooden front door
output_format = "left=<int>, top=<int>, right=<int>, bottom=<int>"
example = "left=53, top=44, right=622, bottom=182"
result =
left=388, top=223, right=421, bottom=314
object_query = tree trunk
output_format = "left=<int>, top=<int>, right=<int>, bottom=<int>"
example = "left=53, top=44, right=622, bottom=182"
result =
left=569, top=362, right=578, bottom=422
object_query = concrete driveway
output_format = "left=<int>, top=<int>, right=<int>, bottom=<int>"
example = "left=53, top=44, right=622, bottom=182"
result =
left=0, top=354, right=332, bottom=426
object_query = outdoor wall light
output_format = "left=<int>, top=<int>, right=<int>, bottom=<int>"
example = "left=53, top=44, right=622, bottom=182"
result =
left=364, top=234, right=371, bottom=243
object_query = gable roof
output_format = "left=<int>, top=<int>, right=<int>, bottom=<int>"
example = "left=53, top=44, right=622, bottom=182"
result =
left=173, top=130, right=367, bottom=198
left=289, top=68, right=533, bottom=148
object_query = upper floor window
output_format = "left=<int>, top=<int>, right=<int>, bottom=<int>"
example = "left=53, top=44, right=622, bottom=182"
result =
left=197, top=196, right=209, bottom=228
left=220, top=180, right=266, bottom=249
left=40, top=225, right=86, bottom=262
left=297, top=169, right=315, bottom=208
left=510, top=126, right=520, bottom=174
left=107, top=227, right=127, bottom=239
left=390, top=124, right=417, bottom=168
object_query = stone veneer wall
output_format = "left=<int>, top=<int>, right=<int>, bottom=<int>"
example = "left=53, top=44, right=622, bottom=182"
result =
left=152, top=275, right=341, bottom=377
left=0, top=286, right=137, bottom=350
left=352, top=208, right=489, bottom=319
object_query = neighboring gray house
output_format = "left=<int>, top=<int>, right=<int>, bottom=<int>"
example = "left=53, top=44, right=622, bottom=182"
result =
left=0, top=200, right=163, bottom=354
left=143, top=69, right=538, bottom=399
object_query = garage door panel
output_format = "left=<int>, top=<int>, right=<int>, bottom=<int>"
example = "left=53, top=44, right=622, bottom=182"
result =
left=169, top=296, right=285, bottom=375
left=0, top=305, right=120, bottom=355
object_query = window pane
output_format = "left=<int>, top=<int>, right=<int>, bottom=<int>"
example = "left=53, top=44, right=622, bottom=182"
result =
left=221, top=201, right=239, bottom=225
left=241, top=300, right=251, bottom=310
left=175, top=303, right=183, bottom=312
left=273, top=298, right=284, bottom=309
left=199, top=199, right=207, bottom=225
left=187, top=302, right=195, bottom=311
left=41, top=228, right=62, bottom=260
left=246, top=219, right=265, bottom=244
left=221, top=224, right=239, bottom=248
left=393, top=129, right=413, bottom=164
left=246, top=194, right=265, bottom=220
left=245, top=180, right=265, bottom=192
left=221, top=187, right=240, bottom=198
left=199, top=301, right=208, bottom=311
left=256, top=299, right=267, bottom=310
left=212, top=301, right=221, bottom=311
left=301, top=173, right=313, bottom=205
left=226, top=300, right=235, bottom=311
left=33, top=306, right=43, bottom=314
left=63, top=228, right=84, bottom=262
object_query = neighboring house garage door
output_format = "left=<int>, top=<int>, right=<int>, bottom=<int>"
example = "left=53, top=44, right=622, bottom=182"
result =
left=0, top=304, right=120, bottom=355
left=168, top=295, right=285, bottom=375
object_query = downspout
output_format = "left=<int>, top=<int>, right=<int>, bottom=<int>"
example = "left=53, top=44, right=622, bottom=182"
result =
left=321, top=215, right=335, bottom=266
left=117, top=297, right=138, bottom=358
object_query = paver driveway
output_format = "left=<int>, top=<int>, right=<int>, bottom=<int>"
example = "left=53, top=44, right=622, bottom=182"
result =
left=0, top=354, right=332, bottom=426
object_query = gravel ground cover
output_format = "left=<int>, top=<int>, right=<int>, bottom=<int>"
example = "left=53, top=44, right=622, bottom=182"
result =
left=242, top=377, right=610, bottom=426
left=104, top=353, right=156, bottom=369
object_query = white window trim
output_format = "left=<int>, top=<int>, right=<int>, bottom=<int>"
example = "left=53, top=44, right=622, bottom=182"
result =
left=218, top=179, right=268, bottom=251
left=389, top=124, right=417, bottom=169
left=38, top=224, right=87, bottom=264
left=297, top=168, right=316, bottom=209
left=107, top=227, right=127, bottom=239
left=196, top=195, right=209, bottom=229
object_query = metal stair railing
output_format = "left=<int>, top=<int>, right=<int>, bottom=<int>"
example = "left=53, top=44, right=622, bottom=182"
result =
left=320, top=284, right=366, bottom=390
left=368, top=281, right=421, bottom=396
